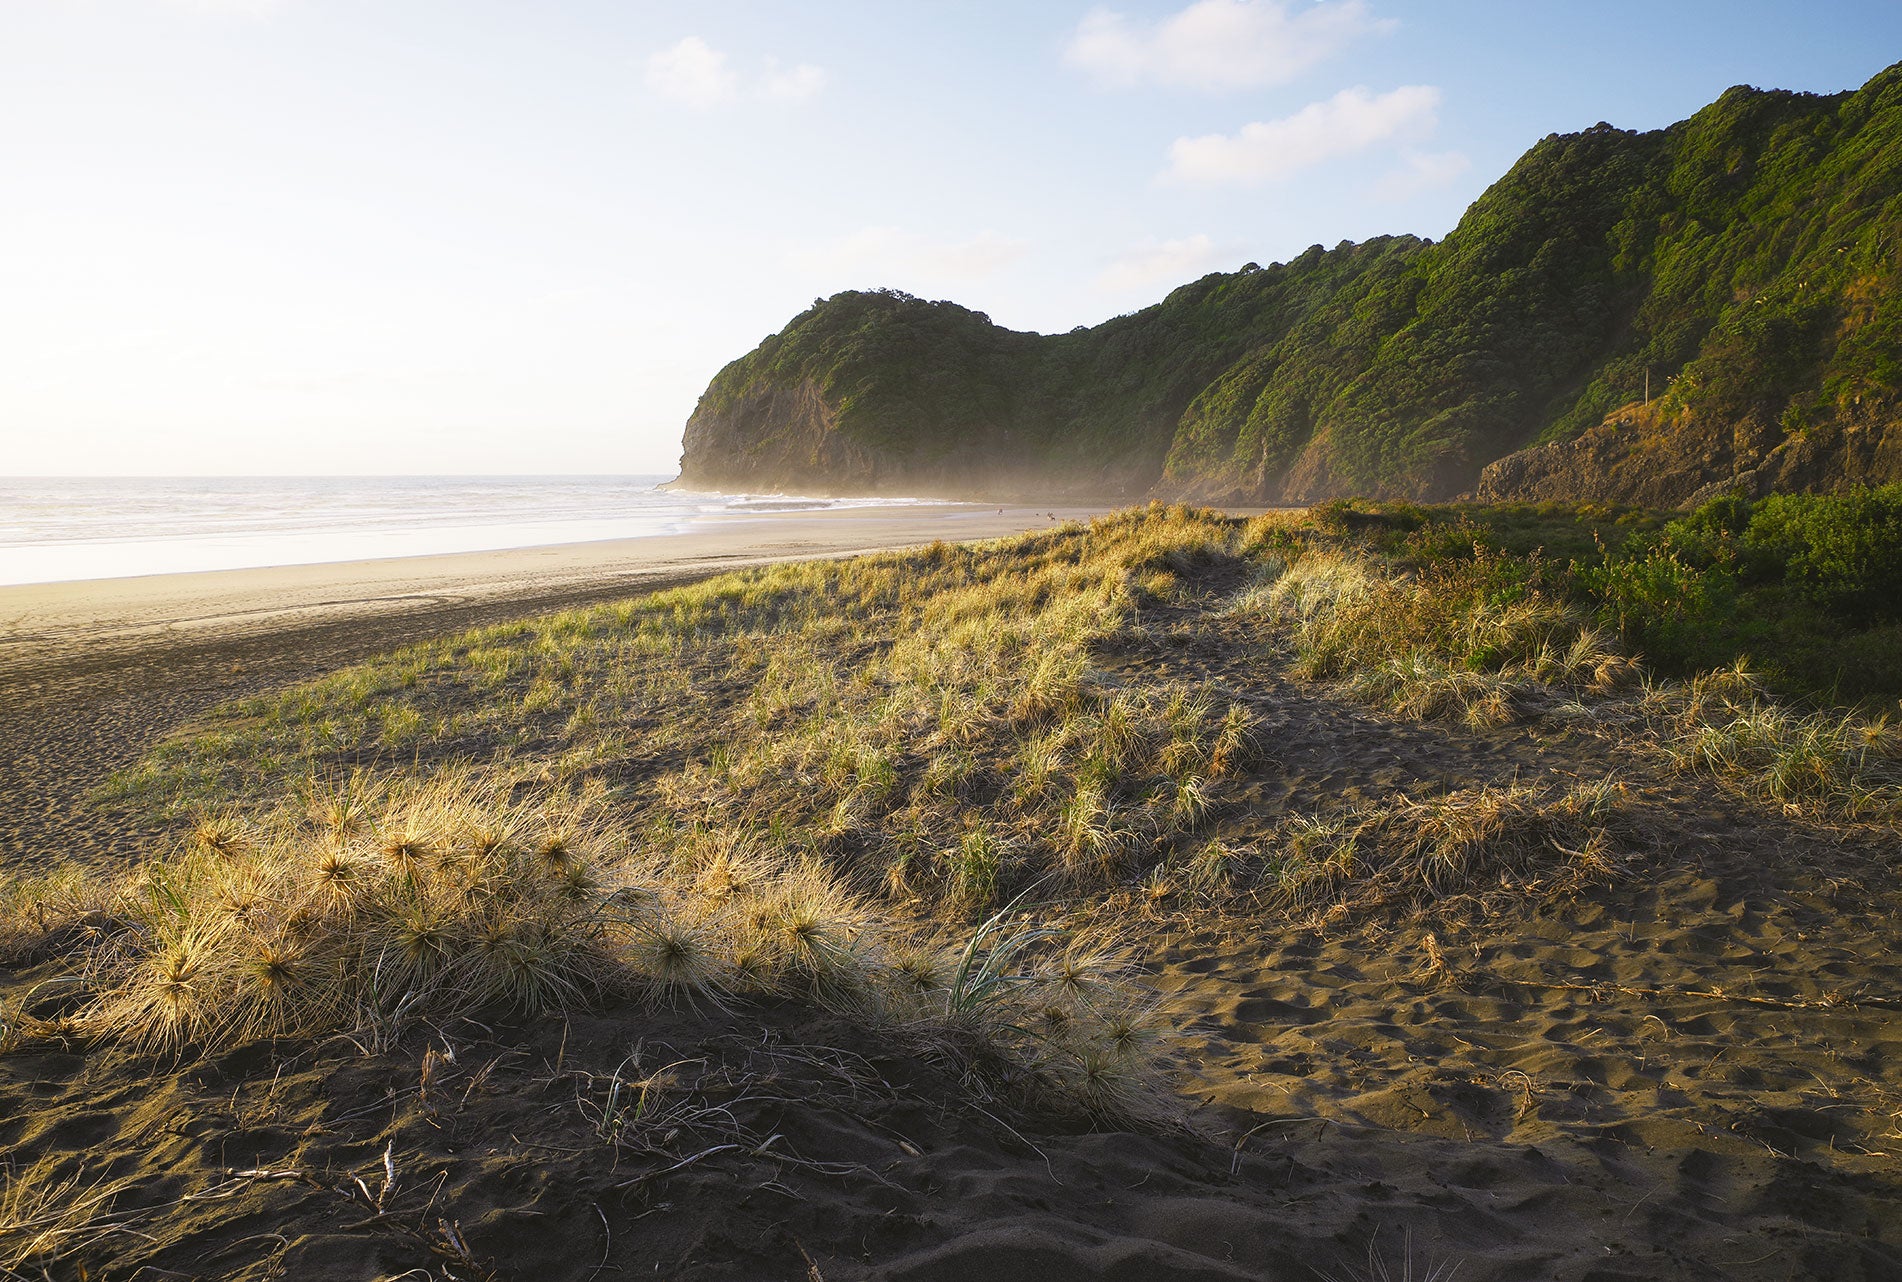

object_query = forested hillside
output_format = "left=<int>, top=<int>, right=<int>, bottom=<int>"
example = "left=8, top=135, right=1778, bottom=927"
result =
left=677, top=63, right=1902, bottom=505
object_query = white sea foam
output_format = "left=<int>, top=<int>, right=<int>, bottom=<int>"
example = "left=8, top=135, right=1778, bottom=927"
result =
left=0, top=476, right=930, bottom=586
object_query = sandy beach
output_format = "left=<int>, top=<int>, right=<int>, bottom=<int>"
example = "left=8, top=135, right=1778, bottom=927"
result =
left=5, top=7, right=1895, bottom=1277
left=0, top=502, right=1108, bottom=864
left=4, top=504, right=1901, bottom=1280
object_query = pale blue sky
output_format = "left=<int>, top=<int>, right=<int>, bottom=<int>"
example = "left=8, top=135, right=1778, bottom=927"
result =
left=3, top=1, right=1897, bottom=475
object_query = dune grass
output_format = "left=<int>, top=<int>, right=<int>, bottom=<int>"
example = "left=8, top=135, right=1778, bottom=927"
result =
left=1136, top=778, right=1633, bottom=914
left=101, top=506, right=1258, bottom=911
left=48, top=503, right=1899, bottom=959
left=1230, top=520, right=1902, bottom=821
left=9, top=499, right=1895, bottom=1138
left=19, top=509, right=1270, bottom=1124
left=6, top=766, right=1172, bottom=1115
left=18, top=511, right=1275, bottom=1116
left=1265, top=779, right=1631, bottom=912
left=1644, top=663, right=1902, bottom=815
left=1229, top=539, right=1638, bottom=729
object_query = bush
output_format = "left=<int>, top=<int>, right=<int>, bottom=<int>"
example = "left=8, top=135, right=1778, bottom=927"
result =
left=1744, top=485, right=1902, bottom=623
left=1572, top=487, right=1902, bottom=704
left=1578, top=543, right=1741, bottom=674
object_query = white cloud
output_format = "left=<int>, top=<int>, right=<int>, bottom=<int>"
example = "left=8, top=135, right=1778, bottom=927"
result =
left=789, top=227, right=1029, bottom=286
left=1065, top=0, right=1392, bottom=92
left=1372, top=148, right=1471, bottom=200
left=646, top=37, right=739, bottom=108
left=761, top=59, right=828, bottom=103
left=1097, top=234, right=1222, bottom=293
left=1163, top=84, right=1440, bottom=185
left=646, top=38, right=828, bottom=109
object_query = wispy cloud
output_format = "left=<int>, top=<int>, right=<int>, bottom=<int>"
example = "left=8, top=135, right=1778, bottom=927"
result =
left=1097, top=234, right=1223, bottom=293
left=1163, top=84, right=1440, bottom=185
left=789, top=227, right=1029, bottom=286
left=1372, top=148, right=1471, bottom=200
left=761, top=58, right=828, bottom=103
left=646, top=38, right=827, bottom=109
left=1065, top=0, right=1392, bottom=92
left=646, top=37, right=739, bottom=108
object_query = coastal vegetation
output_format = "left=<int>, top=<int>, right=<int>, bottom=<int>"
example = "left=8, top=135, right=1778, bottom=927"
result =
left=679, top=63, right=1902, bottom=506
left=1304, top=485, right=1902, bottom=707
left=16, top=494, right=1902, bottom=1043
left=6, top=498, right=1902, bottom=1276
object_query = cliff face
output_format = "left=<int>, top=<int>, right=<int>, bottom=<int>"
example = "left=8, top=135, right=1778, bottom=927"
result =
left=1475, top=399, right=1902, bottom=508
left=677, top=64, right=1902, bottom=506
left=676, top=379, right=858, bottom=494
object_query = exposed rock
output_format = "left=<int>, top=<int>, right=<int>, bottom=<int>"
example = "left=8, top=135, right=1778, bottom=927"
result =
left=1476, top=401, right=1902, bottom=506
left=676, top=378, right=869, bottom=495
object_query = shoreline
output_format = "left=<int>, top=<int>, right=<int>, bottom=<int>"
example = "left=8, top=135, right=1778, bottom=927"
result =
left=0, top=502, right=1126, bottom=669
left=0, top=502, right=1118, bottom=863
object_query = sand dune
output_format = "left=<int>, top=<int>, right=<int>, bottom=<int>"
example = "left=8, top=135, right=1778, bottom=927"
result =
left=3, top=507, right=1899, bottom=1280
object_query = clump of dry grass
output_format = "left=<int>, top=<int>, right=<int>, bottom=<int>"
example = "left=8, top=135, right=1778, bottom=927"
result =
left=1647, top=662, right=1902, bottom=815
left=1233, top=546, right=1637, bottom=726
left=10, top=764, right=1182, bottom=1126
left=4, top=770, right=709, bottom=1054
left=0, top=869, right=98, bottom=967
left=1264, top=780, right=1632, bottom=913
left=63, top=770, right=648, bottom=1053
left=0, top=1158, right=145, bottom=1277
left=1341, top=657, right=1525, bottom=730
left=879, top=903, right=1177, bottom=1121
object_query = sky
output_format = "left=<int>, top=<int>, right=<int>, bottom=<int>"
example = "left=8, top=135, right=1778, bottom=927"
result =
left=3, top=1, right=1898, bottom=477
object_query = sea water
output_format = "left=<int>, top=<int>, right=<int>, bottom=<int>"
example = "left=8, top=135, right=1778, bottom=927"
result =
left=0, top=476, right=916, bottom=586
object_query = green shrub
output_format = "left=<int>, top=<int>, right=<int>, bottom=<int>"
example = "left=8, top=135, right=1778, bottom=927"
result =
left=1744, top=485, right=1902, bottom=623
left=1578, top=543, right=1741, bottom=675
left=1563, top=487, right=1902, bottom=705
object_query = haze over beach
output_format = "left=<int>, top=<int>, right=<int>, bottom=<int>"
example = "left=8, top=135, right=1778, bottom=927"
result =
left=0, top=475, right=959, bottom=584
left=6, top=5, right=1902, bottom=1281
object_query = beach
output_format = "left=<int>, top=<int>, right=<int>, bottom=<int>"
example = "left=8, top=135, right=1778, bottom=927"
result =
left=3, top=503, right=1901, bottom=1280
left=0, top=501, right=1105, bottom=864
left=5, top=6, right=1895, bottom=1276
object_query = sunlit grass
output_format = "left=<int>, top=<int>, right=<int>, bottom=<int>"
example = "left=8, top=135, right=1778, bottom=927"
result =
left=99, top=504, right=1258, bottom=909
left=1230, top=543, right=1638, bottom=727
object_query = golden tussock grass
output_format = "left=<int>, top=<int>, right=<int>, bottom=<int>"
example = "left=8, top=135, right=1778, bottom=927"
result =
left=1230, top=535, right=1897, bottom=821
left=1232, top=545, right=1638, bottom=727
left=12, top=764, right=1178, bottom=1120
left=1646, top=662, right=1902, bottom=816
left=27, top=501, right=1894, bottom=1132
left=1254, top=779, right=1633, bottom=914
left=99, top=504, right=1257, bottom=913
left=0, top=866, right=107, bottom=968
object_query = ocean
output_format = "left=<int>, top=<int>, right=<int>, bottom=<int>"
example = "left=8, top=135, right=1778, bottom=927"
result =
left=0, top=476, right=917, bottom=586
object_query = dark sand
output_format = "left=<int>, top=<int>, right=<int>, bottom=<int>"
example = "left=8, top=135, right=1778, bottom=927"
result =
left=4, top=510, right=1902, bottom=1280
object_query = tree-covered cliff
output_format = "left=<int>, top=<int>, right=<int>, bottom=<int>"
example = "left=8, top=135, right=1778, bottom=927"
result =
left=677, top=63, right=1902, bottom=505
